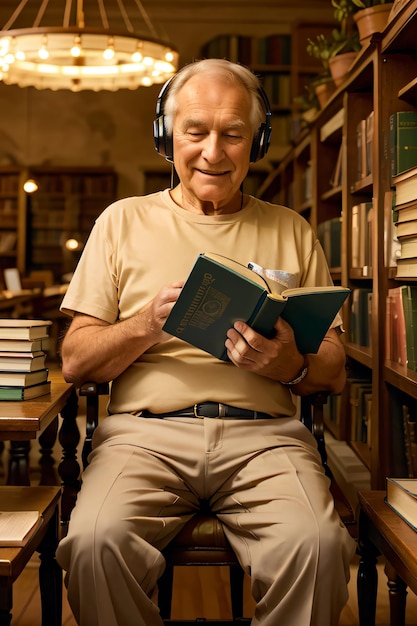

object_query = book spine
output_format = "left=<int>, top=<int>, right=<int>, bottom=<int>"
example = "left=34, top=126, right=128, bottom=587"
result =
left=248, top=295, right=287, bottom=338
left=390, top=111, right=417, bottom=178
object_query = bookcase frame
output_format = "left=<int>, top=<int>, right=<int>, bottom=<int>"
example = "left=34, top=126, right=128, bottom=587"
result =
left=259, top=0, right=417, bottom=490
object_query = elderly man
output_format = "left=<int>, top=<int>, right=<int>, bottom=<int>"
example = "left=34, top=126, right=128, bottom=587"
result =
left=56, top=58, right=356, bottom=626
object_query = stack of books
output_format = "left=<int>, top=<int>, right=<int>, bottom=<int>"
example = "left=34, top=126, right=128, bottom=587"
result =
left=386, top=478, right=417, bottom=532
left=0, top=319, right=52, bottom=401
left=390, top=111, right=417, bottom=278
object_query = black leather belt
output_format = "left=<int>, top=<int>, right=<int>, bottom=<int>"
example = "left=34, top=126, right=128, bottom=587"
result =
left=140, top=402, right=274, bottom=420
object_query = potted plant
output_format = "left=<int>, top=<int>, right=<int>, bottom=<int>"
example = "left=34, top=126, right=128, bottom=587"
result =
left=306, top=24, right=360, bottom=90
left=351, top=0, right=395, bottom=44
left=307, top=0, right=361, bottom=92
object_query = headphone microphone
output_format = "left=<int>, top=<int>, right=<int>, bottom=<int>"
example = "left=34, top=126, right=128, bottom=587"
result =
left=153, top=75, right=272, bottom=164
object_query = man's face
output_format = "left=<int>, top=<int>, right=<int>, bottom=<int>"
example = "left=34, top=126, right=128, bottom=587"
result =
left=172, top=73, right=254, bottom=214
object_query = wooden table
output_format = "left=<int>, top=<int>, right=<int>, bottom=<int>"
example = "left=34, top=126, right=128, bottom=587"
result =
left=0, top=379, right=80, bottom=526
left=358, top=490, right=417, bottom=626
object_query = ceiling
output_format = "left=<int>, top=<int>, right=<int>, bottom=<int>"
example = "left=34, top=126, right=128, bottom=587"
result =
left=0, top=1, right=334, bottom=34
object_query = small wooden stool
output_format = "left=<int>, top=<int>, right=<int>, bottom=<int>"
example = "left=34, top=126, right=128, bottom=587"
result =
left=0, top=486, right=62, bottom=626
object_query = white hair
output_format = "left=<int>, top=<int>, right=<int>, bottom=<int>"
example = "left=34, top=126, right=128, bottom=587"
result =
left=163, top=58, right=266, bottom=135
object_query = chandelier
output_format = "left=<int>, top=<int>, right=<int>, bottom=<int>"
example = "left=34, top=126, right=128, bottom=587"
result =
left=0, top=0, right=178, bottom=91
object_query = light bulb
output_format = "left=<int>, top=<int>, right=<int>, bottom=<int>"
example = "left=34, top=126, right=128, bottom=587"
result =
left=23, top=179, right=38, bottom=193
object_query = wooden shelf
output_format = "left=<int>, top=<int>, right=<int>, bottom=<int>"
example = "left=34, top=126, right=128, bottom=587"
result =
left=259, top=5, right=417, bottom=489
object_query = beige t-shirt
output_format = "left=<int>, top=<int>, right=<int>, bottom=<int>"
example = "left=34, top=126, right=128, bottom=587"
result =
left=61, top=190, right=340, bottom=416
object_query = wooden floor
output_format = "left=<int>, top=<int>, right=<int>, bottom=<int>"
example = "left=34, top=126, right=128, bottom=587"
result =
left=7, top=552, right=417, bottom=625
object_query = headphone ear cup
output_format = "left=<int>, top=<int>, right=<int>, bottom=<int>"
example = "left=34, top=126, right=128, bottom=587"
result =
left=250, top=122, right=271, bottom=163
left=153, top=114, right=174, bottom=162
left=153, top=77, right=175, bottom=162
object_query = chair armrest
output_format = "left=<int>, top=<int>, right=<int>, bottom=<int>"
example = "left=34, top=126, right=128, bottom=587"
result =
left=79, top=382, right=110, bottom=468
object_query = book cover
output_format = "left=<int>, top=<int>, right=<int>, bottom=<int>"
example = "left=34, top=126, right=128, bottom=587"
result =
left=0, top=351, right=46, bottom=372
left=0, top=510, right=42, bottom=546
left=395, top=200, right=417, bottom=223
left=398, top=236, right=417, bottom=260
left=0, top=338, right=45, bottom=353
left=387, top=287, right=407, bottom=366
left=401, top=285, right=417, bottom=370
left=163, top=252, right=350, bottom=360
left=0, top=319, right=52, bottom=341
left=396, top=257, right=417, bottom=278
left=0, top=380, right=51, bottom=401
left=390, top=111, right=417, bottom=177
left=386, top=477, right=417, bottom=532
left=392, top=165, right=417, bottom=205
left=396, top=220, right=417, bottom=239
left=0, top=368, right=48, bottom=387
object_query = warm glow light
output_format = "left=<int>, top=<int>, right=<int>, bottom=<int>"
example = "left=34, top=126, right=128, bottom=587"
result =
left=65, top=238, right=81, bottom=251
left=70, top=36, right=82, bottom=57
left=23, top=178, right=38, bottom=193
left=0, top=26, right=178, bottom=92
left=38, top=46, right=49, bottom=60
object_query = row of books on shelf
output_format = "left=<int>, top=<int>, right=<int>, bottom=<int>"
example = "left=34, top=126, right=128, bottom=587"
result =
left=0, top=175, right=19, bottom=194
left=261, top=73, right=291, bottom=108
left=350, top=288, right=372, bottom=349
left=317, top=203, right=372, bottom=275
left=353, top=109, right=417, bottom=185
left=391, top=165, right=417, bottom=278
left=29, top=173, right=114, bottom=195
left=356, top=112, right=374, bottom=180
left=201, top=33, right=291, bottom=66
left=386, top=285, right=417, bottom=371
left=323, top=378, right=372, bottom=449
left=0, top=199, right=17, bottom=213
left=349, top=378, right=372, bottom=448
left=317, top=217, right=341, bottom=269
left=0, top=319, right=52, bottom=400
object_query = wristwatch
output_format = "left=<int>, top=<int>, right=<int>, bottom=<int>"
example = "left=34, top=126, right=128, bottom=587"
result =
left=280, top=357, right=308, bottom=386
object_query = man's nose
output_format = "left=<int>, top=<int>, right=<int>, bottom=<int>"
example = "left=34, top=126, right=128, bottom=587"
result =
left=201, top=133, right=224, bottom=162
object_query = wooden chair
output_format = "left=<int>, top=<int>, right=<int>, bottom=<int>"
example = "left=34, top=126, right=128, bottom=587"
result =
left=0, top=486, right=62, bottom=626
left=78, top=383, right=357, bottom=625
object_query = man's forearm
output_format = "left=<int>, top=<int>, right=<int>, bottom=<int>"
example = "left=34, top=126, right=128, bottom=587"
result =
left=61, top=313, right=159, bottom=386
left=291, top=331, right=347, bottom=396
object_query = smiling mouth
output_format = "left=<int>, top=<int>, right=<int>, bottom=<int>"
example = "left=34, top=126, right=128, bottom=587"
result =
left=197, top=169, right=229, bottom=177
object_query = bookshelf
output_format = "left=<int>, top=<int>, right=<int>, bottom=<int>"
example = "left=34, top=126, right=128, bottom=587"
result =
left=200, top=22, right=336, bottom=162
left=259, top=1, right=417, bottom=490
left=26, top=167, right=117, bottom=281
left=0, top=166, right=117, bottom=285
left=0, top=167, right=27, bottom=278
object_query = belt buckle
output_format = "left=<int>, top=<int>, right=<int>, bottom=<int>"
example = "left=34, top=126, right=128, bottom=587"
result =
left=193, top=404, right=205, bottom=418
left=193, top=403, right=226, bottom=418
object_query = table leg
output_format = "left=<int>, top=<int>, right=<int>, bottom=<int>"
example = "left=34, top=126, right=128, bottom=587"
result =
left=57, top=387, right=80, bottom=533
left=357, top=508, right=379, bottom=626
left=385, top=560, right=407, bottom=626
left=38, top=416, right=59, bottom=486
left=38, top=506, right=62, bottom=626
left=6, top=441, right=31, bottom=486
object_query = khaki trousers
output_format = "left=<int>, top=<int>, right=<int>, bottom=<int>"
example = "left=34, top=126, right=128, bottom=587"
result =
left=56, top=414, right=356, bottom=626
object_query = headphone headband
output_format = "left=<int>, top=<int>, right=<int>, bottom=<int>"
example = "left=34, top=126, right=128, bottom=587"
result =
left=153, top=74, right=272, bottom=164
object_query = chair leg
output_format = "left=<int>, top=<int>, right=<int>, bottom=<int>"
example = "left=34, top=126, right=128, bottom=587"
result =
left=229, top=565, right=245, bottom=620
left=158, top=563, right=174, bottom=619
left=0, top=578, right=12, bottom=626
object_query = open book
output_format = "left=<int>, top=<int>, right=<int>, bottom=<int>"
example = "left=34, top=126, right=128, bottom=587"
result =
left=0, top=510, right=43, bottom=546
left=163, top=252, right=350, bottom=360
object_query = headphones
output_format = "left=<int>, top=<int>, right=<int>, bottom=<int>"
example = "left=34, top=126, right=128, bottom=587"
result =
left=153, top=75, right=272, bottom=164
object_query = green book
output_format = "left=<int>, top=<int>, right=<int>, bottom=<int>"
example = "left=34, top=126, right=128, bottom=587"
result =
left=401, top=285, right=417, bottom=371
left=163, top=252, right=350, bottom=361
left=390, top=111, right=417, bottom=178
left=0, top=381, right=51, bottom=401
